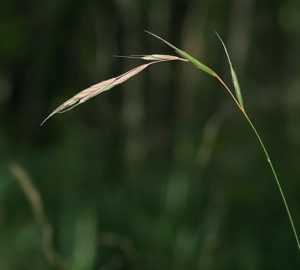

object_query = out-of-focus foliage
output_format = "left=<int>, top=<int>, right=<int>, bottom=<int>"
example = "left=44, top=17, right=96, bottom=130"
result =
left=1, top=0, right=300, bottom=269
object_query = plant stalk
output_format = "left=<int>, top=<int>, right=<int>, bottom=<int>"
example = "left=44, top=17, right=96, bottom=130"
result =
left=215, top=74, right=300, bottom=252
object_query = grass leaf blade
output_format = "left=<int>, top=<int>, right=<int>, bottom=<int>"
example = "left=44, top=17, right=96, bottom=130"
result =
left=215, top=32, right=244, bottom=108
left=145, top=30, right=216, bottom=77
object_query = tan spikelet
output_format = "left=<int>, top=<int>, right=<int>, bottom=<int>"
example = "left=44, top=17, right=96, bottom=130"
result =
left=114, top=54, right=188, bottom=61
left=41, top=56, right=182, bottom=125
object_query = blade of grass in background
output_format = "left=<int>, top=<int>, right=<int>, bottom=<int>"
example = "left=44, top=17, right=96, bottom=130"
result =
left=10, top=162, right=67, bottom=270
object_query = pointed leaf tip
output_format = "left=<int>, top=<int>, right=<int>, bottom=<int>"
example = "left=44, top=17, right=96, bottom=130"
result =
left=215, top=32, right=244, bottom=108
left=144, top=30, right=178, bottom=51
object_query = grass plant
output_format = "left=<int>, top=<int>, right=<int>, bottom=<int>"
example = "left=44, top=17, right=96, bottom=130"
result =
left=42, top=31, right=300, bottom=254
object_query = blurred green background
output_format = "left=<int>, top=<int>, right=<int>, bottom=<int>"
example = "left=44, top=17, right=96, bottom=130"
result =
left=1, top=0, right=300, bottom=269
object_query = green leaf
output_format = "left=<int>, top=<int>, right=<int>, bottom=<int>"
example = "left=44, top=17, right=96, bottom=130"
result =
left=215, top=32, right=244, bottom=108
left=145, top=30, right=216, bottom=77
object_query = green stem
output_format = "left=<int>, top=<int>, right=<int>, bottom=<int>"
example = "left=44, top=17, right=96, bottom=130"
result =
left=215, top=74, right=300, bottom=252
left=145, top=29, right=300, bottom=253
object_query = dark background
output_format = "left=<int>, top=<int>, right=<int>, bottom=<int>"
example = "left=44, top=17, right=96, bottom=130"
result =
left=1, top=0, right=300, bottom=269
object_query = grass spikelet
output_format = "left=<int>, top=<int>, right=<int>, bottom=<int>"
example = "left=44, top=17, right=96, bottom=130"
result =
left=41, top=56, right=185, bottom=125
left=114, top=54, right=188, bottom=61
